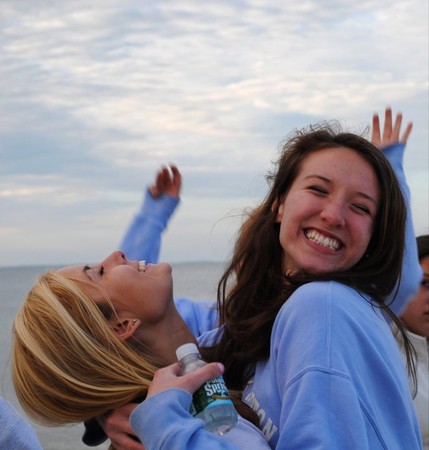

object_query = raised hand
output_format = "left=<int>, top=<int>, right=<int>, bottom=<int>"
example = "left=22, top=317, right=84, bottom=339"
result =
left=371, top=107, right=413, bottom=149
left=149, top=164, right=182, bottom=199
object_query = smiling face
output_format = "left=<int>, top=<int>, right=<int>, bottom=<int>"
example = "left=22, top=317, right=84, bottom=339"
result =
left=57, top=251, right=174, bottom=326
left=275, top=146, right=380, bottom=274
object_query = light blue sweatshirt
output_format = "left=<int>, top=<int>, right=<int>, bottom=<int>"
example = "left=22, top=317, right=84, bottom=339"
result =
left=243, top=281, right=422, bottom=449
left=0, top=397, right=42, bottom=450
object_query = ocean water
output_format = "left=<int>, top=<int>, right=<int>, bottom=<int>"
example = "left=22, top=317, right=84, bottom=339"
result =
left=0, top=262, right=224, bottom=450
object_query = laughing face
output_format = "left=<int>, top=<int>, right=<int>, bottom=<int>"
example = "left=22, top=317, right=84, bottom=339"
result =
left=275, top=146, right=380, bottom=275
left=57, top=251, right=174, bottom=325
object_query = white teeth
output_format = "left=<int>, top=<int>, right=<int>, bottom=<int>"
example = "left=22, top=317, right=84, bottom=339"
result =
left=138, top=260, right=146, bottom=272
left=305, top=230, right=340, bottom=251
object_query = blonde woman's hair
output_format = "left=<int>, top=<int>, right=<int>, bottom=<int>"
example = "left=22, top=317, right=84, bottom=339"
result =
left=12, top=271, right=165, bottom=426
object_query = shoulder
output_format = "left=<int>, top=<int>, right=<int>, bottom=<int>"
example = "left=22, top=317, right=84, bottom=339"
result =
left=278, top=281, right=363, bottom=319
left=197, top=326, right=224, bottom=347
left=272, top=281, right=377, bottom=343
left=269, top=282, right=389, bottom=373
left=292, top=280, right=352, bottom=298
left=175, top=299, right=218, bottom=337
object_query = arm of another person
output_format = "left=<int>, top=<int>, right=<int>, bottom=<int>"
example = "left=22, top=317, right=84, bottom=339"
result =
left=372, top=108, right=423, bottom=316
left=130, top=363, right=270, bottom=450
left=120, top=164, right=181, bottom=263
left=0, top=397, right=43, bottom=450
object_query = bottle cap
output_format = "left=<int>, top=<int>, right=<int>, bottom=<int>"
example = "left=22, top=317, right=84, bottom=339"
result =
left=176, top=343, right=199, bottom=361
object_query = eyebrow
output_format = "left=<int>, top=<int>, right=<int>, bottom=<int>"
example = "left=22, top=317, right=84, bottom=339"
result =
left=304, top=174, right=378, bottom=205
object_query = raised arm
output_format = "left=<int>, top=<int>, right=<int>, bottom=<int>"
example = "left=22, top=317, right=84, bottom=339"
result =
left=120, top=164, right=181, bottom=262
left=371, top=107, right=422, bottom=316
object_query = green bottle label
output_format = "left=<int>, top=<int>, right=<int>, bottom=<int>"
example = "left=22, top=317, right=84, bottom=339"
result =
left=190, top=376, right=232, bottom=415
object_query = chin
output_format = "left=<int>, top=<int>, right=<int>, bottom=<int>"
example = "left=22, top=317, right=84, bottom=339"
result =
left=302, top=263, right=342, bottom=275
left=158, top=262, right=173, bottom=273
left=286, top=255, right=347, bottom=275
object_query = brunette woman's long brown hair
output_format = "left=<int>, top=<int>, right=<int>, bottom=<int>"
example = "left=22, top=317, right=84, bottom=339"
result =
left=202, top=123, right=416, bottom=395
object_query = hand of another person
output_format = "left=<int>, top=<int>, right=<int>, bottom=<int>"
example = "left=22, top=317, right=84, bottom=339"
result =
left=98, top=403, right=144, bottom=450
left=147, top=362, right=225, bottom=399
left=371, top=106, right=413, bottom=149
left=149, top=164, right=182, bottom=199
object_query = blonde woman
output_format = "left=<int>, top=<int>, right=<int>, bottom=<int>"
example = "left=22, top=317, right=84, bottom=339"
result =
left=12, top=253, right=269, bottom=450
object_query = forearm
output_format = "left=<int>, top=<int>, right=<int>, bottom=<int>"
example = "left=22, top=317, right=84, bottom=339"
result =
left=383, top=143, right=422, bottom=315
left=130, top=390, right=238, bottom=450
left=120, top=190, right=180, bottom=262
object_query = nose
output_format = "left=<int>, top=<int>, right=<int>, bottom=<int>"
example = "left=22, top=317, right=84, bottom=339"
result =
left=100, top=250, right=127, bottom=268
left=320, top=201, right=346, bottom=228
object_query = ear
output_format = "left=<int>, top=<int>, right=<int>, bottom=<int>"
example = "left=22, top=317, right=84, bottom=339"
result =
left=111, top=318, right=141, bottom=341
left=272, top=200, right=284, bottom=223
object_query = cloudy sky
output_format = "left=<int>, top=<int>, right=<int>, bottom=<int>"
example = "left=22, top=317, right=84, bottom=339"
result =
left=1, top=0, right=428, bottom=268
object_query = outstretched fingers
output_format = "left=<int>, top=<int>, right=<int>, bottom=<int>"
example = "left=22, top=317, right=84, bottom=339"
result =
left=371, top=107, right=413, bottom=149
left=400, top=121, right=413, bottom=143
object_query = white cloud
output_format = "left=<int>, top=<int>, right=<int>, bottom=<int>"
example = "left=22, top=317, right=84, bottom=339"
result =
left=0, top=0, right=427, bottom=266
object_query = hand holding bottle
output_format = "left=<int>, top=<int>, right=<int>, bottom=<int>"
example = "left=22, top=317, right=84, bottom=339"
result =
left=176, top=343, right=238, bottom=435
left=146, top=361, right=226, bottom=399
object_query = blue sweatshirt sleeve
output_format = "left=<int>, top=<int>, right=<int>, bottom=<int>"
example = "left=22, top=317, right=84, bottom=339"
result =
left=383, top=143, right=422, bottom=316
left=120, top=189, right=180, bottom=263
left=0, top=398, right=43, bottom=450
left=130, top=389, right=270, bottom=450
left=175, top=298, right=218, bottom=337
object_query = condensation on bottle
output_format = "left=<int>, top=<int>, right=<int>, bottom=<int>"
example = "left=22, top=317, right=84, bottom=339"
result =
left=176, top=343, right=238, bottom=435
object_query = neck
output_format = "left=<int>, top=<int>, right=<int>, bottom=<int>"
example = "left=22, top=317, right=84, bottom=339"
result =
left=134, top=304, right=196, bottom=364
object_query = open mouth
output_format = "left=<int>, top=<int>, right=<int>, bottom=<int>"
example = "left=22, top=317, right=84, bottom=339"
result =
left=138, top=260, right=146, bottom=272
left=305, top=229, right=341, bottom=251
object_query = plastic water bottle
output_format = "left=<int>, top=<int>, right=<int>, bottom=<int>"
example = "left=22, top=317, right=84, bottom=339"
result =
left=176, top=343, right=238, bottom=435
